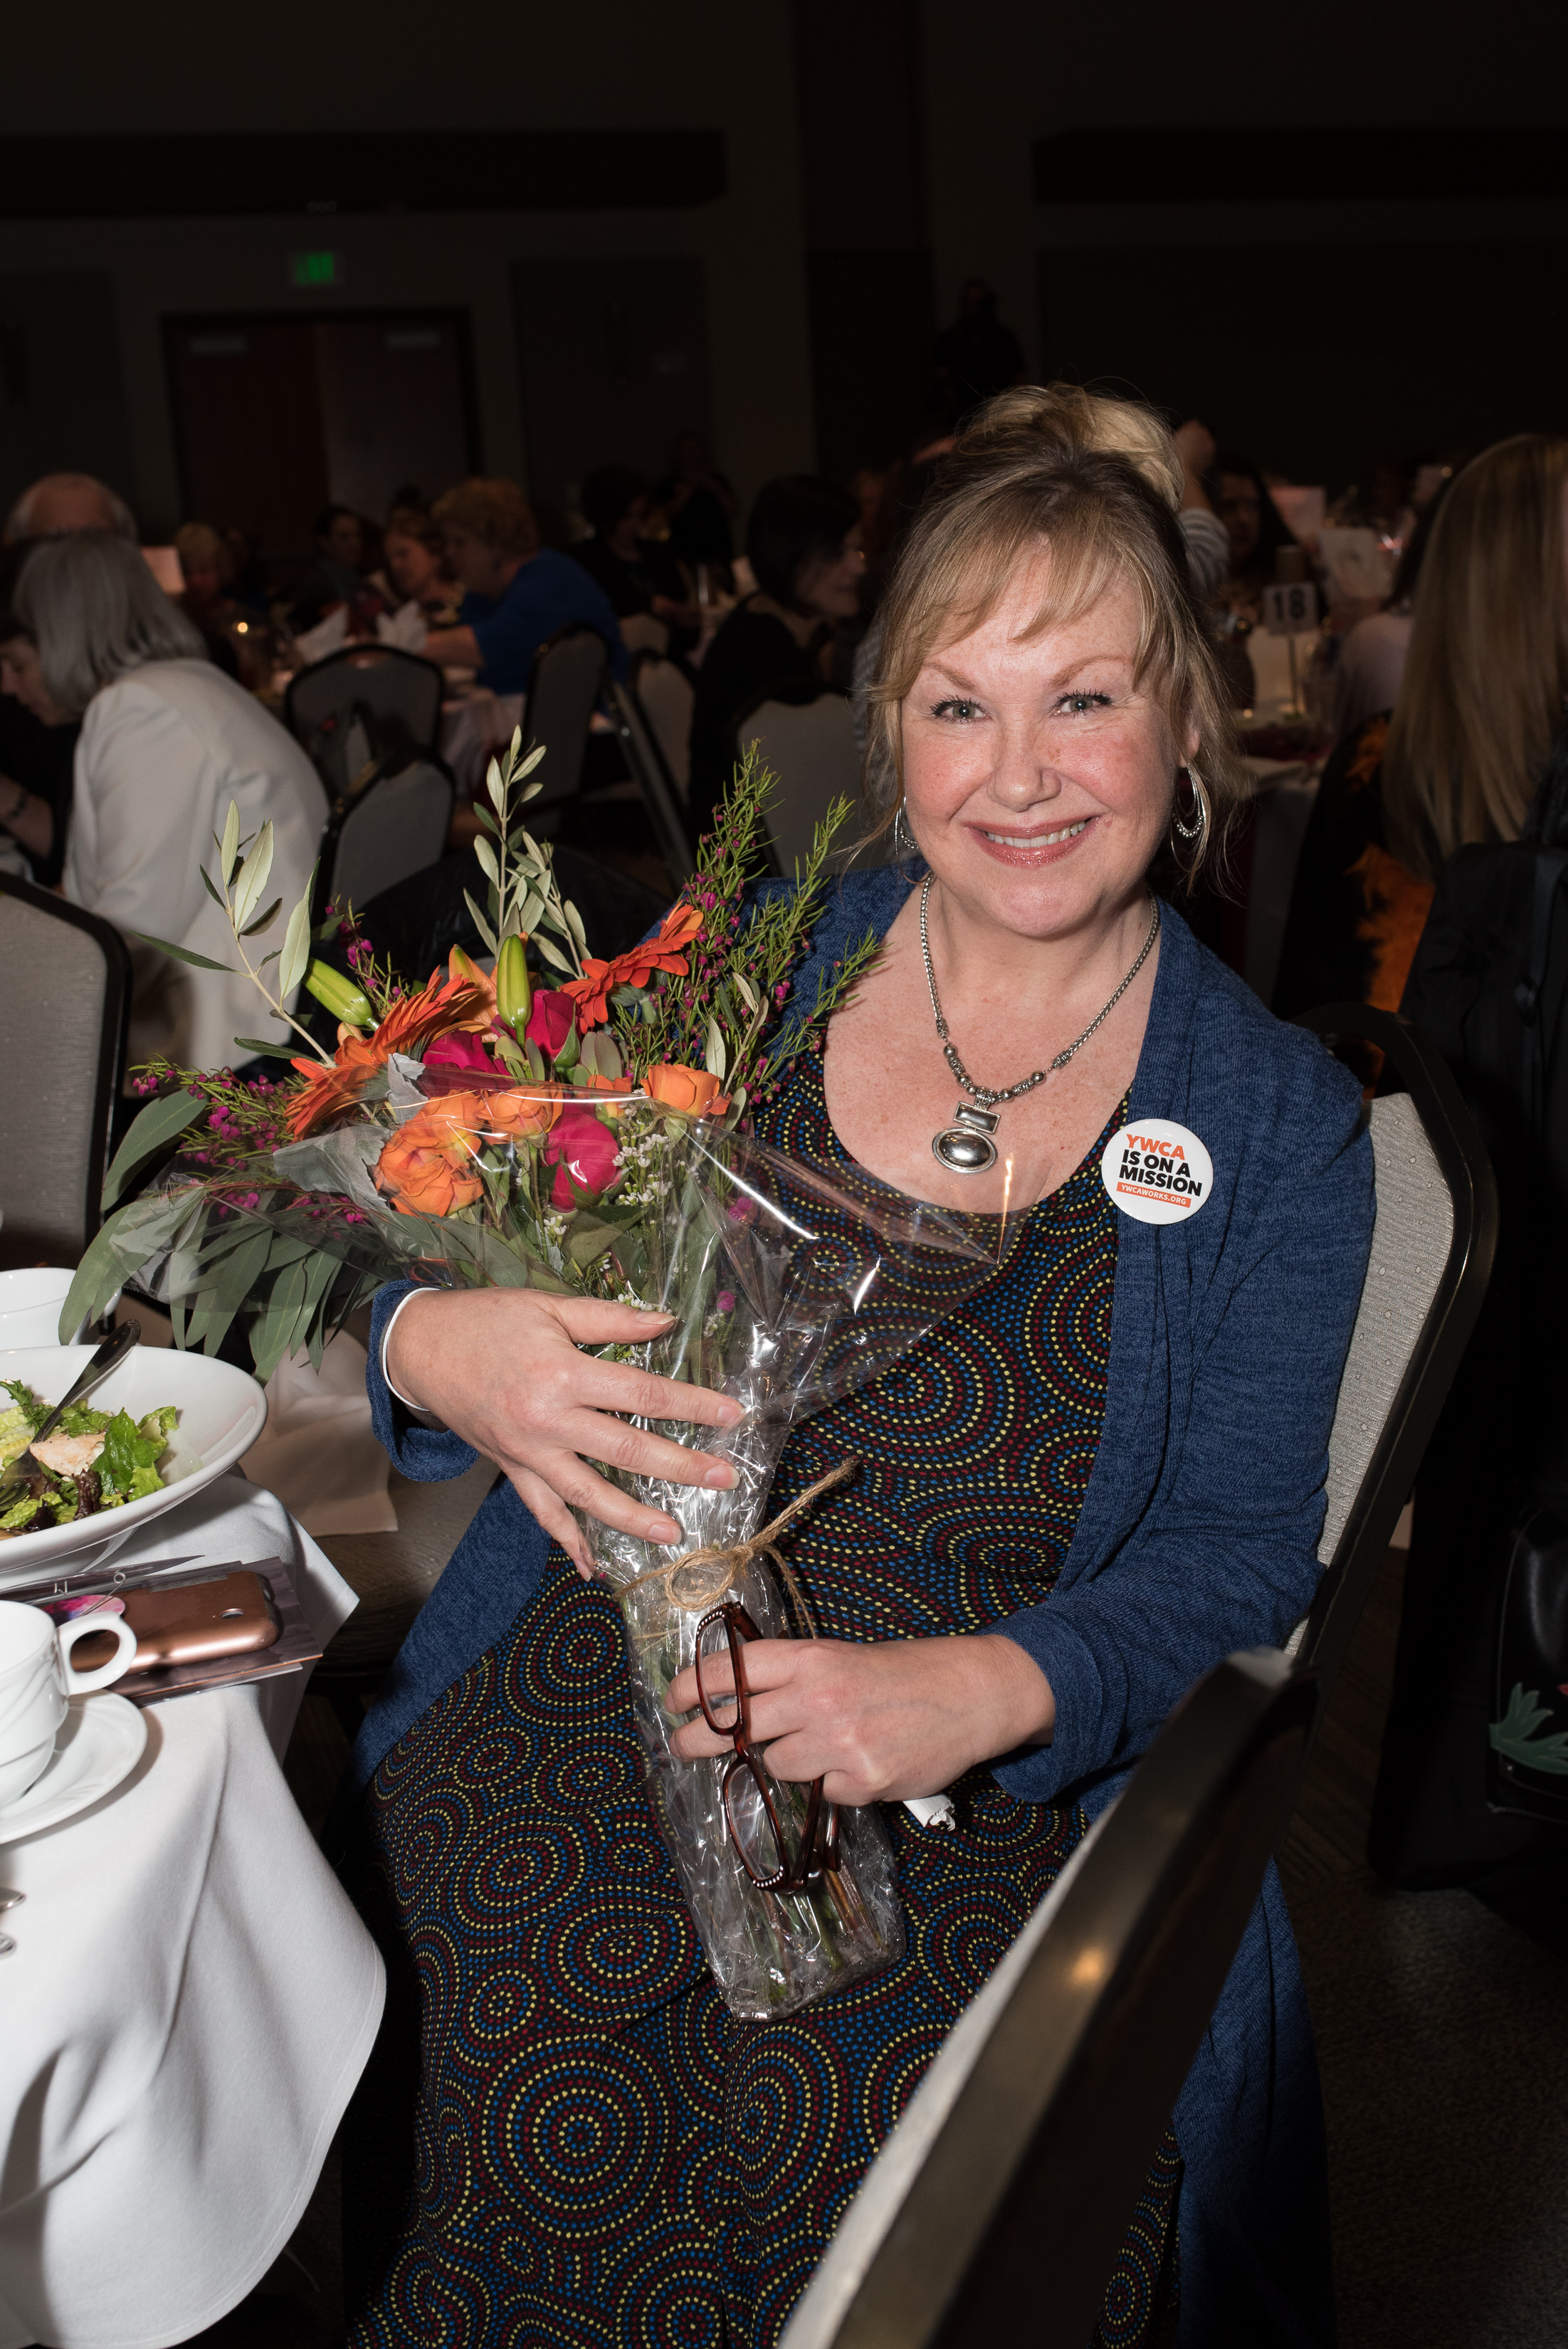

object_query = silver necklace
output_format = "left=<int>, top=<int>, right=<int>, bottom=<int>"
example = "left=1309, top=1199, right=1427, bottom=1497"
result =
left=920, top=877, right=1160, bottom=1174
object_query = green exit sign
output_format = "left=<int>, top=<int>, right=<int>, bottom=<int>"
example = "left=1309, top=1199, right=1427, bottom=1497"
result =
left=290, top=250, right=342, bottom=288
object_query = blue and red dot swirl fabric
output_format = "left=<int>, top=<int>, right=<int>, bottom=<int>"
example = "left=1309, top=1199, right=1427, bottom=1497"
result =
left=343, top=1056, right=1179, bottom=2346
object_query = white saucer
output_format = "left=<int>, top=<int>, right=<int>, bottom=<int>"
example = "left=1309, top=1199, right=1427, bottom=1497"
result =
left=0, top=1695, right=147, bottom=1844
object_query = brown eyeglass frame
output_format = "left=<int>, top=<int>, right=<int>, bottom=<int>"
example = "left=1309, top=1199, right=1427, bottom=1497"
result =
left=693, top=1602, right=840, bottom=1892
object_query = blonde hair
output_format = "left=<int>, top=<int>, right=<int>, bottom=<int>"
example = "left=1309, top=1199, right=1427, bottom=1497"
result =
left=432, top=477, right=538, bottom=560
left=174, top=522, right=230, bottom=579
left=866, top=384, right=1243, bottom=877
left=1383, top=433, right=1568, bottom=881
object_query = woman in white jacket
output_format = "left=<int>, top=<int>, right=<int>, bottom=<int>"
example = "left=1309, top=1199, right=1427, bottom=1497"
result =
left=4, top=534, right=326, bottom=1072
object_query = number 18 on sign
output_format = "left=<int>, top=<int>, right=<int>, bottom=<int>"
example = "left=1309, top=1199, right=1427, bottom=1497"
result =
left=1261, top=579, right=1319, bottom=719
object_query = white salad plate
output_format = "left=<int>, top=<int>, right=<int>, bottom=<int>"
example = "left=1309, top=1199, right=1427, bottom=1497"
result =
left=0, top=1693, right=147, bottom=1844
left=0, top=1343, right=267, bottom=1580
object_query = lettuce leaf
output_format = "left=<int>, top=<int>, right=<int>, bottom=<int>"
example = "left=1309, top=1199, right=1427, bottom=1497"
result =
left=97, top=1409, right=162, bottom=1497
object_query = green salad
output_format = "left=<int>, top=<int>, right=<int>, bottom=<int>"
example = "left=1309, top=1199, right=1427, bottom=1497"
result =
left=0, top=1379, right=179, bottom=1536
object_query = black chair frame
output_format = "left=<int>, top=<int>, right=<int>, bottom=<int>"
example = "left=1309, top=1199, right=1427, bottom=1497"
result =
left=801, top=1651, right=1317, bottom=2349
left=606, top=677, right=695, bottom=886
left=283, top=643, right=446, bottom=756
left=0, top=871, right=130, bottom=1271
left=310, top=746, right=458, bottom=930
left=1292, top=1003, right=1498, bottom=1708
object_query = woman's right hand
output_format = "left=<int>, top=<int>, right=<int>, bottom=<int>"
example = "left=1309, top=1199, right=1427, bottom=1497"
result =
left=385, top=1286, right=743, bottom=1571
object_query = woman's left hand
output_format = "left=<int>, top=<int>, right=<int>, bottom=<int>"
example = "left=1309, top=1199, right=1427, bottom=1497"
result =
left=665, top=1634, right=1056, bottom=1807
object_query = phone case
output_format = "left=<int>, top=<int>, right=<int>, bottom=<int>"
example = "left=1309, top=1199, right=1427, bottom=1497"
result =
left=119, top=1572, right=283, bottom=1671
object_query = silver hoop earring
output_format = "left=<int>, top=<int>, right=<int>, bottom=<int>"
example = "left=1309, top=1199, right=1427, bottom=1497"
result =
left=893, top=803, right=917, bottom=856
left=1172, top=764, right=1208, bottom=845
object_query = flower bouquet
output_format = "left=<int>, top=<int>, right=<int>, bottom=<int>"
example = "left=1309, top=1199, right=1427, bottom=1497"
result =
left=65, top=738, right=1013, bottom=2016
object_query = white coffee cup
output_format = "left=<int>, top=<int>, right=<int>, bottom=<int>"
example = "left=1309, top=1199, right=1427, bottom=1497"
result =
left=0, top=1600, right=138, bottom=1808
left=0, top=1267, right=84, bottom=1349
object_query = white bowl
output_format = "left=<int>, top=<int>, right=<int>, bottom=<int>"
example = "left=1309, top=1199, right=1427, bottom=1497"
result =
left=0, top=1343, right=268, bottom=1576
left=0, top=1269, right=82, bottom=1350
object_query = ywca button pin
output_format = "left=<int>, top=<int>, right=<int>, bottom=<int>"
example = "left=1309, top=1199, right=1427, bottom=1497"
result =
left=1100, top=1120, right=1214, bottom=1224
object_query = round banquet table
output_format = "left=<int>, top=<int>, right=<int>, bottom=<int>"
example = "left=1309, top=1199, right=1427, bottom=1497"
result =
left=0, top=1475, right=385, bottom=2349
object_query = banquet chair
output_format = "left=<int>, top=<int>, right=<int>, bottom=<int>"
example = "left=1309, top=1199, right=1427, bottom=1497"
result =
left=633, top=651, right=695, bottom=802
left=606, top=678, right=695, bottom=886
left=0, top=873, right=129, bottom=1272
left=740, top=690, right=863, bottom=873
left=285, top=646, right=446, bottom=799
left=517, top=624, right=611, bottom=831
left=619, top=611, right=670, bottom=659
left=779, top=1649, right=1318, bottom=2349
left=315, top=751, right=456, bottom=925
left=1288, top=1003, right=1498, bottom=1718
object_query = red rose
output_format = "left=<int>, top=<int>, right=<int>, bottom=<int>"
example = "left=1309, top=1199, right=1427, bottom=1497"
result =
left=544, top=1105, right=620, bottom=1206
left=525, top=990, right=577, bottom=1060
left=423, top=1028, right=498, bottom=1074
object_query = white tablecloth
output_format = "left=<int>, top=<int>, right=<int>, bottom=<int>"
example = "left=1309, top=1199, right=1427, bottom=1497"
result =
left=0, top=1476, right=385, bottom=2349
left=438, top=690, right=525, bottom=800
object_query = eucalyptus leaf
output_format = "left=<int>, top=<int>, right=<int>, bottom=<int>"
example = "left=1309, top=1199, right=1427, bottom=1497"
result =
left=199, top=863, right=227, bottom=910
left=220, top=801, right=241, bottom=886
left=519, top=738, right=544, bottom=775
left=251, top=1256, right=309, bottom=1384
left=278, top=888, right=313, bottom=1001
left=231, top=821, right=275, bottom=930
left=240, top=895, right=283, bottom=939
left=57, top=1188, right=199, bottom=1338
left=473, top=835, right=500, bottom=889
left=102, top=1087, right=204, bottom=1209
left=133, top=932, right=234, bottom=973
left=486, top=757, right=506, bottom=815
left=705, top=1018, right=727, bottom=1081
left=732, top=969, right=758, bottom=1014
left=533, top=931, right=572, bottom=974
left=563, top=899, right=587, bottom=953
left=517, top=888, right=546, bottom=935
left=233, top=1038, right=301, bottom=1060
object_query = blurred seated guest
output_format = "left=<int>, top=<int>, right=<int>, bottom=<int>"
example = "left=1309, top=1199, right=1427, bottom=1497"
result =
left=931, top=277, right=1025, bottom=429
left=653, top=431, right=740, bottom=571
left=569, top=466, right=700, bottom=652
left=687, top=475, right=862, bottom=841
left=377, top=508, right=463, bottom=627
left=172, top=523, right=242, bottom=680
left=1169, top=419, right=1231, bottom=599
left=1273, top=432, right=1568, bottom=1018
left=7, top=533, right=327, bottom=1073
left=425, top=478, right=626, bottom=693
left=221, top=525, right=270, bottom=614
left=290, top=505, right=386, bottom=634
left=4, top=470, right=137, bottom=542
left=1206, top=452, right=1298, bottom=621
left=1328, top=480, right=1451, bottom=743
left=0, top=540, right=78, bottom=886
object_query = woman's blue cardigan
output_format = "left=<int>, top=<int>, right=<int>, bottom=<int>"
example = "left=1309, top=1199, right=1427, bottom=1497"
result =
left=347, top=873, right=1373, bottom=2348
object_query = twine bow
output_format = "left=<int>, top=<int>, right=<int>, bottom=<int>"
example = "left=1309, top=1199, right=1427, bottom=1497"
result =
left=619, top=1454, right=861, bottom=1636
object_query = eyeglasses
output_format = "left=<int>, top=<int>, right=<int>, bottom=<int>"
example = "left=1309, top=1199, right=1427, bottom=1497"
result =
left=694, top=1602, right=839, bottom=1892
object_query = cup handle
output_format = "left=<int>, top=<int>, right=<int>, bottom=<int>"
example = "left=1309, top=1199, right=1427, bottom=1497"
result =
left=58, top=1612, right=139, bottom=1694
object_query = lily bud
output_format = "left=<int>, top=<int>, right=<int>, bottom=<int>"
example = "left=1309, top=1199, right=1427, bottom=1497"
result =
left=305, top=960, right=374, bottom=1028
left=496, top=933, right=533, bottom=1035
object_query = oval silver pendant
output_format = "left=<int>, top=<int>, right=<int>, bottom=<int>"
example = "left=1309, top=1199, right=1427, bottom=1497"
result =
left=932, top=1103, right=999, bottom=1174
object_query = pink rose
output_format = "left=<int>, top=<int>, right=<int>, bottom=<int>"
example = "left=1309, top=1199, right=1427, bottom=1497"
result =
left=544, top=1106, right=620, bottom=1206
left=423, top=1028, right=498, bottom=1074
left=526, top=990, right=577, bottom=1060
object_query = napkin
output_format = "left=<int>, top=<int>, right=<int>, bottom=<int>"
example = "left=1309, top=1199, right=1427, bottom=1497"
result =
left=292, top=605, right=350, bottom=666
left=376, top=599, right=428, bottom=653
left=239, top=1330, right=397, bottom=1536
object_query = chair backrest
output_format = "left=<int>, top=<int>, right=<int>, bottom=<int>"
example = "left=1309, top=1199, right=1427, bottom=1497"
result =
left=606, top=680, right=694, bottom=887
left=0, top=875, right=130, bottom=1271
left=317, top=754, right=456, bottom=923
left=285, top=646, right=446, bottom=796
left=619, top=611, right=670, bottom=660
left=780, top=1650, right=1317, bottom=2349
left=1290, top=1003, right=1498, bottom=1701
left=519, top=625, right=611, bottom=822
left=631, top=651, right=695, bottom=799
left=742, top=693, right=865, bottom=873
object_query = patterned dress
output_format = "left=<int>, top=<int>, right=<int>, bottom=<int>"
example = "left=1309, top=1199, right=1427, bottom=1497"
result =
left=343, top=1055, right=1181, bottom=2347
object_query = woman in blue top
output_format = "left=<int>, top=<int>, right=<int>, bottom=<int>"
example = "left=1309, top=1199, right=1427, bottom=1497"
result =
left=340, top=387, right=1372, bottom=2348
left=424, top=476, right=626, bottom=691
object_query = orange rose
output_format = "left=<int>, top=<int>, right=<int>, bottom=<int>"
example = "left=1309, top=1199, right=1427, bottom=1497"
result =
left=374, top=1096, right=486, bottom=1217
left=572, top=1071, right=638, bottom=1120
left=483, top=1086, right=564, bottom=1141
left=642, top=1063, right=730, bottom=1116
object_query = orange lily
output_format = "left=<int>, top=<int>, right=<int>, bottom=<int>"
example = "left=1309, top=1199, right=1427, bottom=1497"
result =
left=563, top=903, right=705, bottom=1031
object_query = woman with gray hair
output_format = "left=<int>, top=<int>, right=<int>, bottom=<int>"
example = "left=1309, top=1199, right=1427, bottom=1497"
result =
left=1, top=532, right=326, bottom=1072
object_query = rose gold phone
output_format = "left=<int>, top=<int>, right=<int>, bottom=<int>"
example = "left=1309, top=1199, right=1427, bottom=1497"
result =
left=119, top=1572, right=282, bottom=1671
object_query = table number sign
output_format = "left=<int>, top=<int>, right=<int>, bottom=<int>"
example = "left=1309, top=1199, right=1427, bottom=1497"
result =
left=1261, top=581, right=1320, bottom=636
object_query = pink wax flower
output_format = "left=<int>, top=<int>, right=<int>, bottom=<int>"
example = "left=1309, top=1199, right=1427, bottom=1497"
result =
left=526, top=989, right=577, bottom=1061
left=544, top=1105, right=619, bottom=1207
left=715, top=1290, right=735, bottom=1313
left=423, top=1029, right=498, bottom=1075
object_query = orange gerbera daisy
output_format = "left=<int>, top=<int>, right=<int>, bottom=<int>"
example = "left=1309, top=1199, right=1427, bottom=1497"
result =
left=562, top=903, right=705, bottom=1031
left=285, top=951, right=495, bottom=1139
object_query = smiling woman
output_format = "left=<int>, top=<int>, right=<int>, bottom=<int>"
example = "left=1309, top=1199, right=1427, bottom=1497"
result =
left=339, top=386, right=1372, bottom=2349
